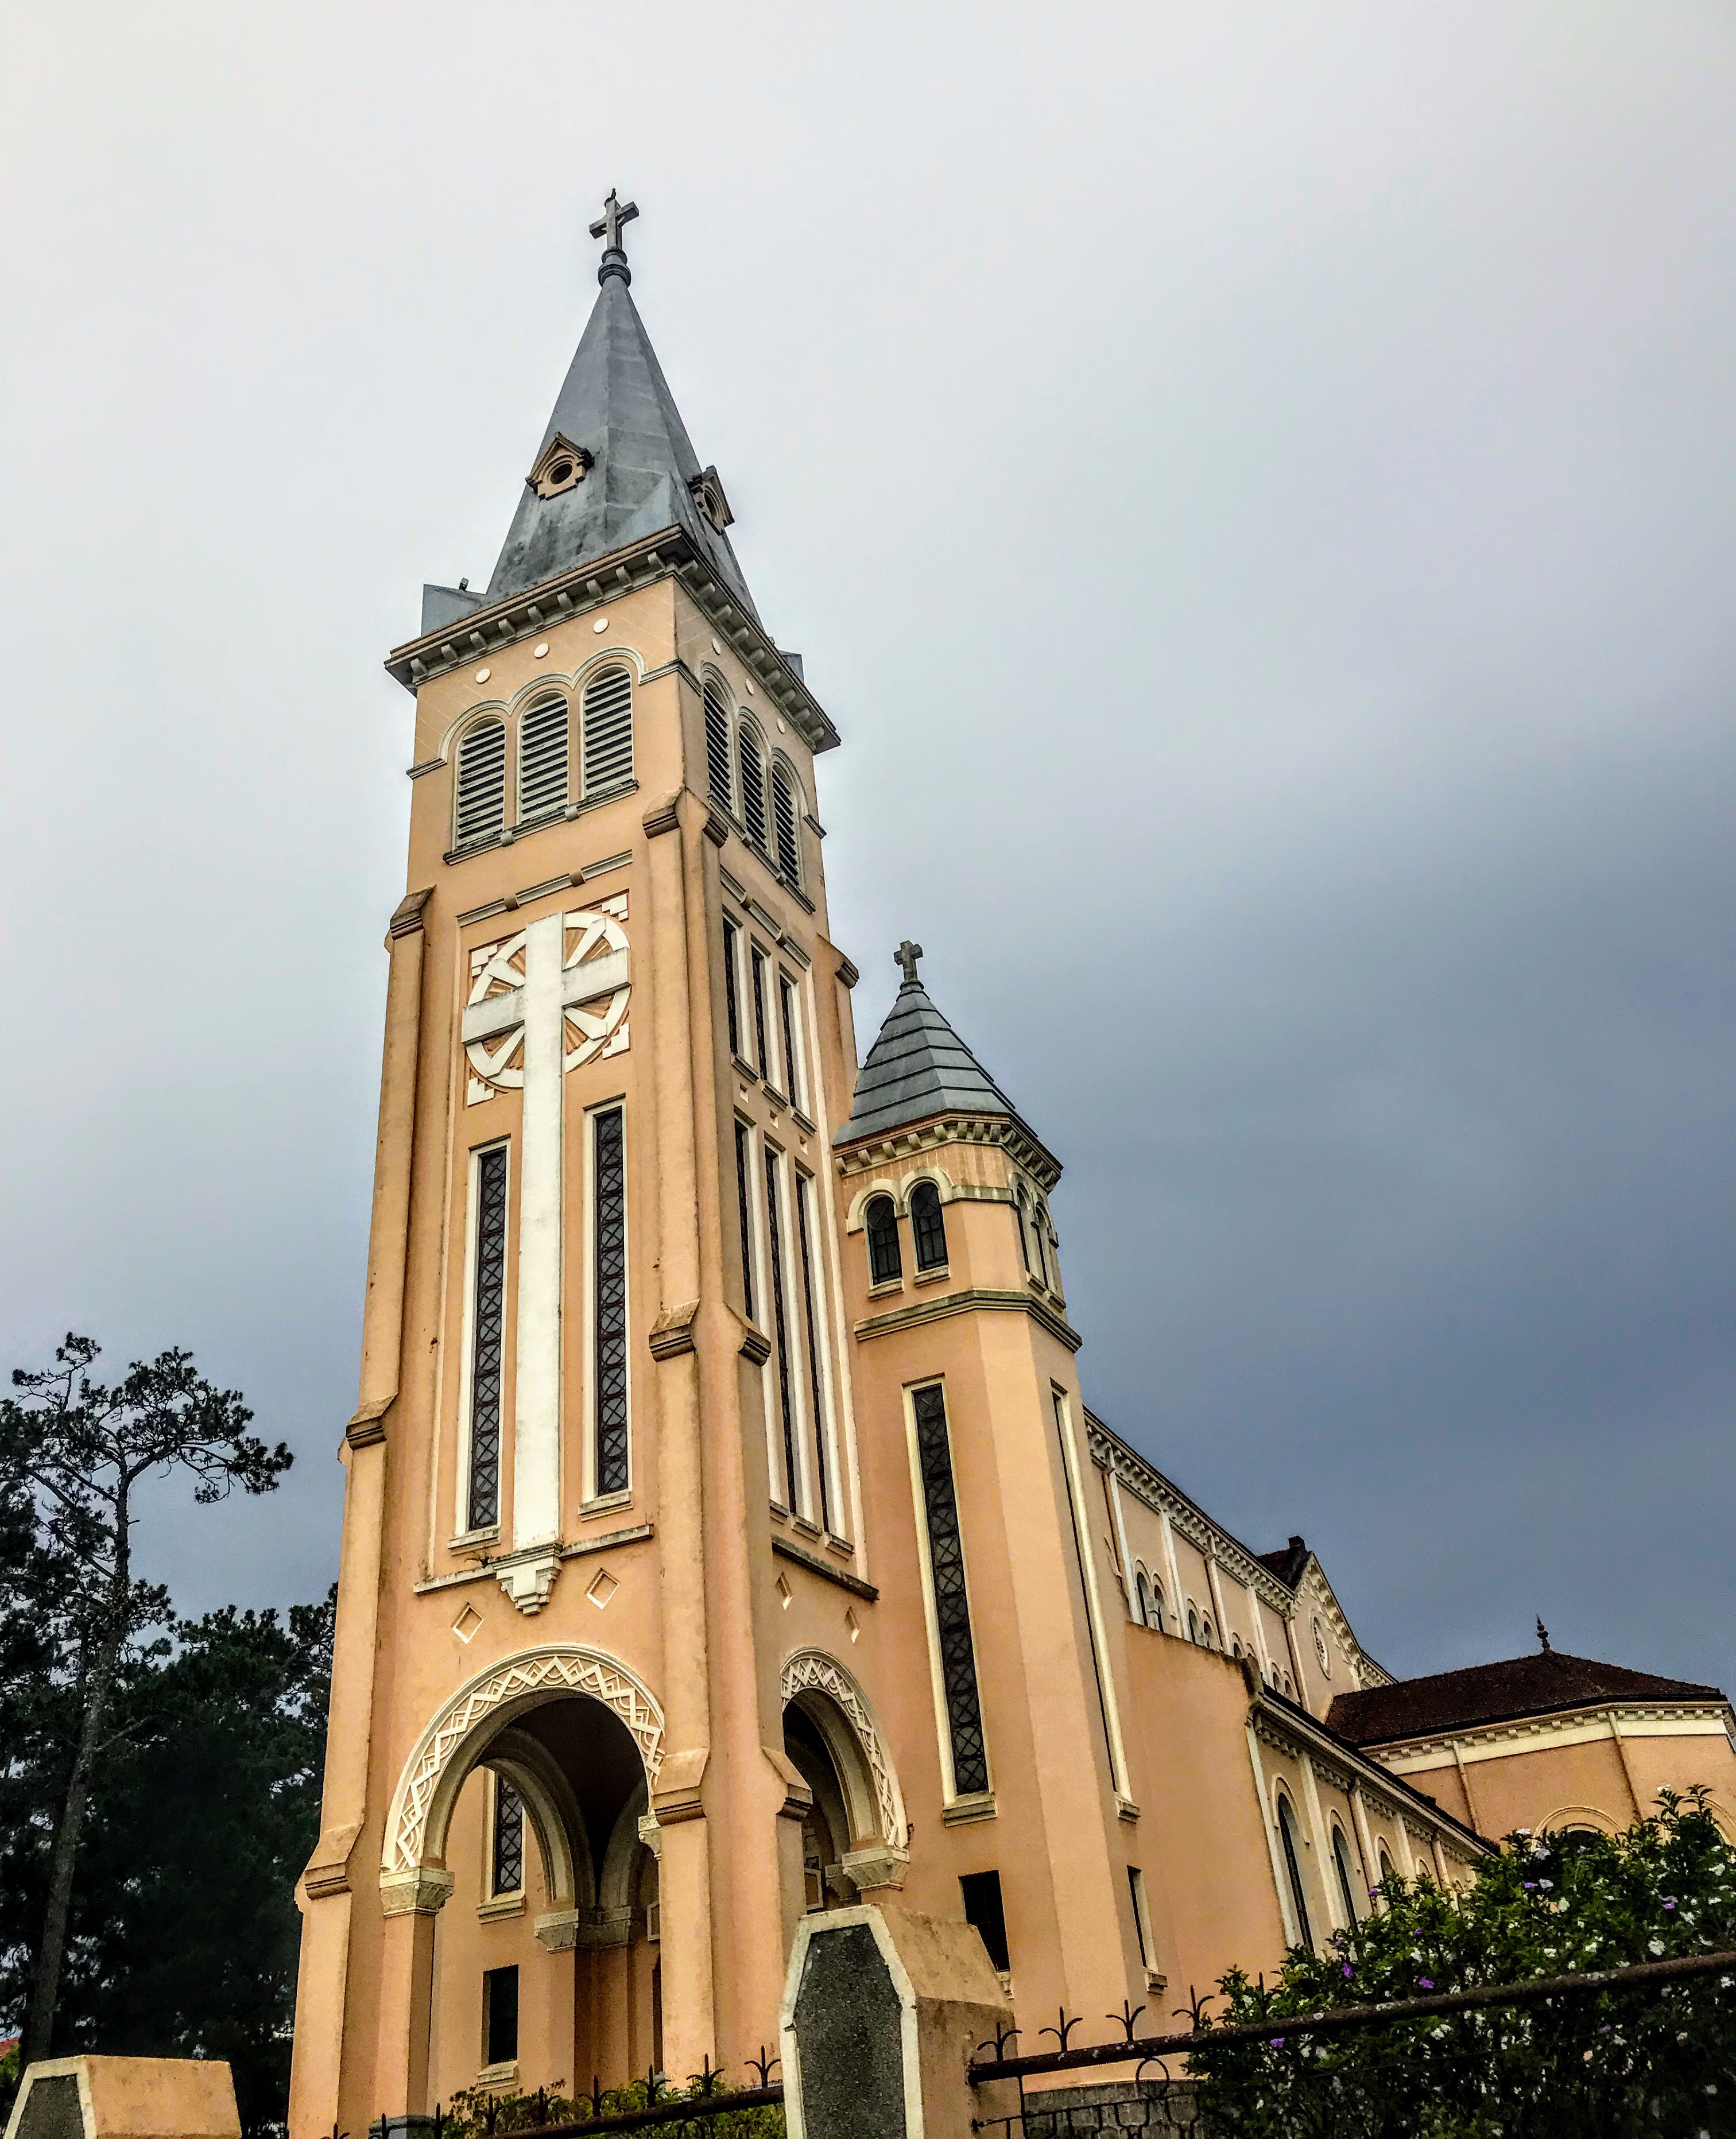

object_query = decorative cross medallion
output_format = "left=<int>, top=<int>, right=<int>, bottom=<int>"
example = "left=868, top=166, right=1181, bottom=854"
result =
left=894, top=939, right=924, bottom=986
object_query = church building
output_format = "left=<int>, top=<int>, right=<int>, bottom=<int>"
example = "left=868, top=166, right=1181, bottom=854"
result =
left=288, top=199, right=1736, bottom=2131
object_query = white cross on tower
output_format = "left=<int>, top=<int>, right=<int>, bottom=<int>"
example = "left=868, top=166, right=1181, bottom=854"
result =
left=462, top=907, right=630, bottom=1602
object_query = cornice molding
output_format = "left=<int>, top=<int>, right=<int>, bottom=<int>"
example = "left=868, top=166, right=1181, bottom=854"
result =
left=1249, top=1690, right=1487, bottom=1857
left=1090, top=1422, right=1297, bottom=1618
left=835, top=1111, right=1063, bottom=1192
left=384, top=528, right=840, bottom=757
left=852, top=1285, right=1082, bottom=1354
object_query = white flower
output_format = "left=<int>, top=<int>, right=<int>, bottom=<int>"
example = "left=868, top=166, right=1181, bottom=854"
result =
left=1649, top=1939, right=1665, bottom=1956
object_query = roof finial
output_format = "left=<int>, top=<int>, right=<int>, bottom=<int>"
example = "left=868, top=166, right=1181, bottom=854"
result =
left=589, top=188, right=640, bottom=286
left=1537, top=1616, right=1552, bottom=1653
left=894, top=939, right=924, bottom=988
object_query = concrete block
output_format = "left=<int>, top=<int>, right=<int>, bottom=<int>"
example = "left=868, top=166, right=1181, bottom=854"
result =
left=4, top=2059, right=239, bottom=2139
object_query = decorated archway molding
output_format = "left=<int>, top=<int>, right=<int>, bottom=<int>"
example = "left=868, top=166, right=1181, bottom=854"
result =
left=781, top=1647, right=906, bottom=1846
left=384, top=1642, right=664, bottom=1875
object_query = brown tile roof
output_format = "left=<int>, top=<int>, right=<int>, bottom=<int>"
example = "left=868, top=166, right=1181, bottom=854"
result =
left=1328, top=1650, right=1727, bottom=1747
left=1256, top=1535, right=1311, bottom=1590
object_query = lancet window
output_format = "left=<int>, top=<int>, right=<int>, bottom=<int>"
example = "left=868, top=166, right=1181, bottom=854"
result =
left=778, top=972, right=803, bottom=1109
left=910, top=1180, right=948, bottom=1270
left=865, top=1195, right=902, bottom=1285
left=1277, top=1794, right=1313, bottom=1949
left=465, top=1144, right=509, bottom=1531
left=750, top=947, right=771, bottom=1077
left=734, top=1119, right=757, bottom=1323
left=1133, top=1568, right=1151, bottom=1626
left=912, top=1381, right=989, bottom=1797
left=722, top=919, right=743, bottom=1059
left=764, top=1149, right=800, bottom=1507
left=455, top=719, right=507, bottom=847
left=1332, top=1824, right=1361, bottom=1926
left=491, top=1774, right=525, bottom=1896
left=592, top=1107, right=629, bottom=1496
left=580, top=665, right=634, bottom=795
left=794, top=1171, right=832, bottom=1534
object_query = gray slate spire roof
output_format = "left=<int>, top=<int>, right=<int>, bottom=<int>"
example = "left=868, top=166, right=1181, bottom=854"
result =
left=482, top=268, right=757, bottom=617
left=839, top=976, right=1025, bottom=1146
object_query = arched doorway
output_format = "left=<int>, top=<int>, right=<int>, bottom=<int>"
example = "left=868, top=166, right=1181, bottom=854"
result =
left=385, top=1646, right=666, bottom=2105
left=778, top=1650, right=908, bottom=1915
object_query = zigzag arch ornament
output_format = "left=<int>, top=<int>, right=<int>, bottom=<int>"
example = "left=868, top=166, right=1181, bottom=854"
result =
left=781, top=1646, right=907, bottom=1845
left=385, top=1643, right=664, bottom=1873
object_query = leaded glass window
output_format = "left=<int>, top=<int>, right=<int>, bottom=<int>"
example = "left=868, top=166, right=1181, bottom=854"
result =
left=778, top=972, right=801, bottom=1109
left=722, top=919, right=743, bottom=1060
left=734, top=1119, right=756, bottom=1323
left=866, top=1195, right=901, bottom=1286
left=592, top=1107, right=629, bottom=1495
left=912, top=1382, right=989, bottom=1796
left=910, top=1180, right=947, bottom=1270
left=492, top=1775, right=525, bottom=1895
left=764, top=1149, right=799, bottom=1508
left=750, top=947, right=770, bottom=1076
left=795, top=1171, right=831, bottom=1534
left=703, top=670, right=733, bottom=810
left=466, top=1145, right=508, bottom=1530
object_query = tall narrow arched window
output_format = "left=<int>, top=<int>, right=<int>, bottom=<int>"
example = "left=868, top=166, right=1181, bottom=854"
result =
left=1200, top=1616, right=1215, bottom=1649
left=703, top=670, right=733, bottom=811
left=738, top=722, right=769, bottom=854
left=1187, top=1606, right=1200, bottom=1644
left=455, top=719, right=507, bottom=847
left=1134, top=1570, right=1151, bottom=1626
left=771, top=761, right=802, bottom=885
left=1332, top=1826, right=1359, bottom=1928
left=1277, top=1795, right=1312, bottom=1950
left=581, top=665, right=634, bottom=796
left=910, top=1180, right=948, bottom=1271
left=865, top=1195, right=901, bottom=1285
left=517, top=693, right=569, bottom=822
left=1149, top=1578, right=1165, bottom=1630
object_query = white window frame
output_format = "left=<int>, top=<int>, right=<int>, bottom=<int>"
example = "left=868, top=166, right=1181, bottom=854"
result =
left=903, top=1375, right=991, bottom=1805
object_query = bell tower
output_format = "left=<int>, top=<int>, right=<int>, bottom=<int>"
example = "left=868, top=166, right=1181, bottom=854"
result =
left=289, top=197, right=869, bottom=2132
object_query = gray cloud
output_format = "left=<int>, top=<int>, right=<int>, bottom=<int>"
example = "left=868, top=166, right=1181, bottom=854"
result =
left=3, top=2, right=1731, bottom=1689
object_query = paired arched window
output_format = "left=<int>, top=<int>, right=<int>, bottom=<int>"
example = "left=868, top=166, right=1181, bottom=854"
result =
left=704, top=670, right=806, bottom=889
left=1331, top=1825, right=1360, bottom=1927
left=1148, top=1576, right=1165, bottom=1629
left=738, top=718, right=769, bottom=854
left=865, top=1195, right=902, bottom=1285
left=455, top=719, right=507, bottom=846
left=1276, top=1794, right=1312, bottom=1950
left=1200, top=1616, right=1216, bottom=1649
left=910, top=1180, right=948, bottom=1270
left=1187, top=1606, right=1200, bottom=1645
left=771, top=760, right=802, bottom=884
left=452, top=666, right=634, bottom=850
left=1377, top=1844, right=1395, bottom=1890
left=1133, top=1568, right=1151, bottom=1626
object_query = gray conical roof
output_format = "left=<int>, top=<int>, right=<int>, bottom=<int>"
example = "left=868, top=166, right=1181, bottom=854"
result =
left=486, top=272, right=757, bottom=616
left=839, top=980, right=1025, bottom=1145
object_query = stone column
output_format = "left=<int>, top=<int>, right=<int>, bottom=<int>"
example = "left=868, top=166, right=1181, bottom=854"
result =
left=373, top=1878, right=451, bottom=2115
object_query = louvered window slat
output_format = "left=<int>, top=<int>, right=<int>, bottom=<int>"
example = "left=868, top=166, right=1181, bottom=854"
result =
left=582, top=666, right=634, bottom=796
left=703, top=673, right=734, bottom=809
left=772, top=764, right=801, bottom=884
left=738, top=727, right=768, bottom=852
left=455, top=721, right=507, bottom=846
left=517, top=696, right=569, bottom=822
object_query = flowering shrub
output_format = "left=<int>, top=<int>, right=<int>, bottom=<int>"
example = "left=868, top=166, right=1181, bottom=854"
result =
left=1192, top=1789, right=1736, bottom=2137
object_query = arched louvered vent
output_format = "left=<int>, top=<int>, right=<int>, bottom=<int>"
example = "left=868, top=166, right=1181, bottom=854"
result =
left=738, top=724, right=768, bottom=853
left=454, top=720, right=506, bottom=847
left=771, top=762, right=801, bottom=884
left=702, top=671, right=733, bottom=811
left=517, top=695, right=569, bottom=822
left=582, top=666, right=634, bottom=796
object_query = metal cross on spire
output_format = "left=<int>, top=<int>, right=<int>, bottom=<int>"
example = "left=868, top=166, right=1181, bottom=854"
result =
left=590, top=188, right=640, bottom=286
left=1537, top=1617, right=1552, bottom=1653
left=894, top=940, right=925, bottom=987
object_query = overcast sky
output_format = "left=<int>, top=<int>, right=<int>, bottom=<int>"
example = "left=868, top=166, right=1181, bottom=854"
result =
left=3, top=3, right=1733, bottom=1692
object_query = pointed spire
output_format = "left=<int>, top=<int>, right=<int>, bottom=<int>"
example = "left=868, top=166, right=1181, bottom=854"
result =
left=839, top=949, right=1034, bottom=1147
left=485, top=196, right=757, bottom=615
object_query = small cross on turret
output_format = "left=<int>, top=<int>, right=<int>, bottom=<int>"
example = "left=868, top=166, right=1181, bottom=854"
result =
left=894, top=940, right=924, bottom=987
left=590, top=188, right=640, bottom=285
